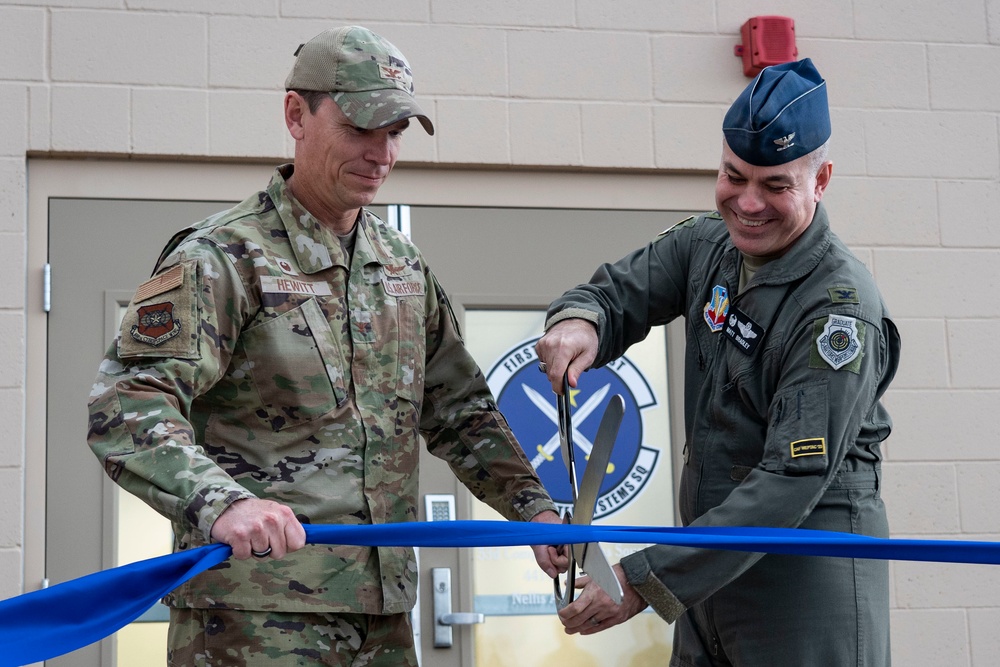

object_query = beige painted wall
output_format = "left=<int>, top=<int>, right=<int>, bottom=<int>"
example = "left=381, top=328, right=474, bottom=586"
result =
left=3, top=2, right=1000, bottom=665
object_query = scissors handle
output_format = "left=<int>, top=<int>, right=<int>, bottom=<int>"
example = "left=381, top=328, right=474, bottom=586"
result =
left=557, top=372, right=578, bottom=500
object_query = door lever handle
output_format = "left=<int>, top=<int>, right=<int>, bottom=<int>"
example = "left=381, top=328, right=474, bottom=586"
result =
left=439, top=612, right=485, bottom=625
left=432, top=568, right=485, bottom=647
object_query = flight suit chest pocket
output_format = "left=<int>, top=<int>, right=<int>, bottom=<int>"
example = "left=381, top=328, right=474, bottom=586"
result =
left=240, top=298, right=348, bottom=431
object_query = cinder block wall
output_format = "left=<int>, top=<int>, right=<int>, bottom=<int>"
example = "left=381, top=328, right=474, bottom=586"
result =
left=2, top=2, right=999, bottom=664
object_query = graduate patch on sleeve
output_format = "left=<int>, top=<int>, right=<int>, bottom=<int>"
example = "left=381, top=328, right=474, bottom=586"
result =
left=810, top=314, right=864, bottom=373
left=118, top=262, right=201, bottom=360
left=790, top=437, right=826, bottom=458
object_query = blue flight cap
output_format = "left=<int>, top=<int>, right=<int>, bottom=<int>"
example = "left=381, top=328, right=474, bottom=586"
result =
left=722, top=58, right=830, bottom=167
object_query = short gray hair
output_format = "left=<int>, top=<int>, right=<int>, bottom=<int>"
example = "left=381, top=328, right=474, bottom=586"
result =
left=805, top=140, right=831, bottom=175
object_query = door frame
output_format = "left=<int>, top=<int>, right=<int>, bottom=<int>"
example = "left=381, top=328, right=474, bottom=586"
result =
left=25, top=158, right=713, bottom=661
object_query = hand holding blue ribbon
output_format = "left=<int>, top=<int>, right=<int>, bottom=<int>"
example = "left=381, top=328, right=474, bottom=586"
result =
left=2, top=521, right=999, bottom=666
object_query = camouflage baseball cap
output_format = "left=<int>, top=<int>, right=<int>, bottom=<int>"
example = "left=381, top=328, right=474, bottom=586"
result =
left=285, top=26, right=434, bottom=135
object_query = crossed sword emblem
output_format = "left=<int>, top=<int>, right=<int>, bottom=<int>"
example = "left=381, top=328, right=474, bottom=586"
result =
left=523, top=383, right=614, bottom=474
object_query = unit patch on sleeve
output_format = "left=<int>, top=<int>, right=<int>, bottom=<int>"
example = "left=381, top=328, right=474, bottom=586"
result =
left=119, top=262, right=200, bottom=360
left=811, top=314, right=865, bottom=372
left=790, top=437, right=826, bottom=458
left=131, top=302, right=180, bottom=346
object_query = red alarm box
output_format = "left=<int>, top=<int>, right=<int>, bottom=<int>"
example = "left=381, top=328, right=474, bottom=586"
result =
left=734, top=16, right=798, bottom=77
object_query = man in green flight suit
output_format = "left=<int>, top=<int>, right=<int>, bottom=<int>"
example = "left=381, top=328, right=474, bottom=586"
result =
left=88, top=26, right=564, bottom=666
left=536, top=59, right=900, bottom=666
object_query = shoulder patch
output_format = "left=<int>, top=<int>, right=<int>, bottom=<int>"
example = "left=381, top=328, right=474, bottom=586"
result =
left=810, top=314, right=865, bottom=373
left=119, top=262, right=201, bottom=360
left=656, top=215, right=698, bottom=239
left=828, top=286, right=859, bottom=304
left=134, top=264, right=184, bottom=303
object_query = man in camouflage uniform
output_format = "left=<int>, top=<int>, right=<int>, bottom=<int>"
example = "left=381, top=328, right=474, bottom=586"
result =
left=88, top=26, right=563, bottom=666
left=536, top=60, right=899, bottom=666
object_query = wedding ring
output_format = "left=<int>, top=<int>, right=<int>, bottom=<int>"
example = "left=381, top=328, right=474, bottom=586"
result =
left=538, top=362, right=548, bottom=373
left=251, top=547, right=272, bottom=558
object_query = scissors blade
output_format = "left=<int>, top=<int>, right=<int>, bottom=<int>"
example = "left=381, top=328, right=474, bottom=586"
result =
left=575, top=394, right=623, bottom=526
left=579, top=542, right=624, bottom=604
left=570, top=394, right=624, bottom=604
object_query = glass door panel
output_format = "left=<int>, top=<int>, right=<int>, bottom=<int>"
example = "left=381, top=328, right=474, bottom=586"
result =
left=464, top=310, right=675, bottom=667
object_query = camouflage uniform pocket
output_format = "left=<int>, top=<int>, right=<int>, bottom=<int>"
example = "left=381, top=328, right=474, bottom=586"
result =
left=394, top=295, right=425, bottom=403
left=240, top=298, right=348, bottom=431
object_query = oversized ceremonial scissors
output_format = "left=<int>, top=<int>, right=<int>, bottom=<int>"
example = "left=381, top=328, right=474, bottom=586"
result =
left=554, top=372, right=625, bottom=610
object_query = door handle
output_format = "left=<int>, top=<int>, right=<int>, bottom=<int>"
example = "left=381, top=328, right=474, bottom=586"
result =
left=432, top=567, right=485, bottom=648
left=439, top=612, right=485, bottom=625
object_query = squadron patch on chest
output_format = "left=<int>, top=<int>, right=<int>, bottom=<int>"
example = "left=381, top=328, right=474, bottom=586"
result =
left=812, top=314, right=864, bottom=372
left=703, top=285, right=730, bottom=333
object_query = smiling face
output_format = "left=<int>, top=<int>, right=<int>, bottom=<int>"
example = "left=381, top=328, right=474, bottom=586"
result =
left=715, top=140, right=833, bottom=257
left=284, top=91, right=410, bottom=232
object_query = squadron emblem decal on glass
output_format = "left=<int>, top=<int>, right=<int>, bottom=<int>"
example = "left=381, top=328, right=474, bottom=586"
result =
left=486, top=336, right=660, bottom=519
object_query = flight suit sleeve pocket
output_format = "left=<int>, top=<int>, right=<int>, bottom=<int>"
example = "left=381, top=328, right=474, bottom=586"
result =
left=118, top=262, right=201, bottom=360
left=762, top=380, right=830, bottom=476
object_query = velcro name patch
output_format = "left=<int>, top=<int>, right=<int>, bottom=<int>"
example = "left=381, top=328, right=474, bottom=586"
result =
left=790, top=437, right=827, bottom=458
left=383, top=277, right=425, bottom=297
left=723, top=305, right=765, bottom=356
left=260, top=276, right=332, bottom=296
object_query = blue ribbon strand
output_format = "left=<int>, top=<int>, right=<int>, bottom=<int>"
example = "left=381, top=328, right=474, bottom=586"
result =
left=2, top=521, right=999, bottom=666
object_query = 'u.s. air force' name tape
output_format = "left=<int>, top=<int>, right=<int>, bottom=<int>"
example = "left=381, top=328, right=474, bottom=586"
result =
left=3, top=520, right=1000, bottom=666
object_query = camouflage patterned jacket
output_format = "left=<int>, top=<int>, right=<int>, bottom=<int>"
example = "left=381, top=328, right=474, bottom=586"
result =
left=88, top=165, right=555, bottom=614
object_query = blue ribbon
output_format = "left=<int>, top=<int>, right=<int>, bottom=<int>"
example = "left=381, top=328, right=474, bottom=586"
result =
left=2, top=521, right=999, bottom=666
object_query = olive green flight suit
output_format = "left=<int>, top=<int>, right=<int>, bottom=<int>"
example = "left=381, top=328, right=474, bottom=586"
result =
left=547, top=204, right=899, bottom=666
